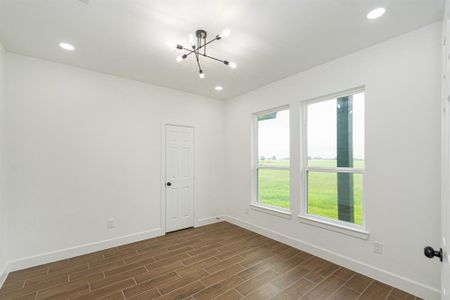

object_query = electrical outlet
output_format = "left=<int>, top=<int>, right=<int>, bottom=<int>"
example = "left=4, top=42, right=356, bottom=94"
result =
left=107, top=219, right=115, bottom=229
left=373, top=241, right=383, bottom=255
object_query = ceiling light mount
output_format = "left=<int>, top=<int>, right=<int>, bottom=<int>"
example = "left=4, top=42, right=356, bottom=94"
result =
left=173, top=28, right=236, bottom=78
left=196, top=29, right=207, bottom=39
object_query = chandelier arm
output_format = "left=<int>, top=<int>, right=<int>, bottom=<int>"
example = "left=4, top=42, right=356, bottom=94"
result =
left=194, top=50, right=202, bottom=73
left=199, top=53, right=227, bottom=64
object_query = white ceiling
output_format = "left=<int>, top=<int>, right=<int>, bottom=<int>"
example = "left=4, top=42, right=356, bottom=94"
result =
left=0, top=0, right=444, bottom=100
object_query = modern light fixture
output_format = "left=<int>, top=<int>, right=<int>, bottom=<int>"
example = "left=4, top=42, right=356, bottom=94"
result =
left=59, top=42, right=75, bottom=51
left=215, top=86, right=223, bottom=91
left=367, top=8, right=386, bottom=19
left=172, top=29, right=237, bottom=78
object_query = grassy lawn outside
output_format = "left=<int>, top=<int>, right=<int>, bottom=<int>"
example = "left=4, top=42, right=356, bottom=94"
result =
left=258, top=159, right=363, bottom=225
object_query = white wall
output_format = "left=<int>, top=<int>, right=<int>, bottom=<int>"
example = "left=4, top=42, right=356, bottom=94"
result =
left=224, top=23, right=441, bottom=299
left=0, top=41, right=8, bottom=282
left=5, top=53, right=225, bottom=266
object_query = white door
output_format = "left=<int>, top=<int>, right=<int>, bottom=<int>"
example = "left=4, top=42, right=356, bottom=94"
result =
left=165, top=125, right=194, bottom=232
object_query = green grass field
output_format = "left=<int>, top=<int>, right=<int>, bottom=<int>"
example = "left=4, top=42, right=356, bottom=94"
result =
left=258, top=159, right=363, bottom=225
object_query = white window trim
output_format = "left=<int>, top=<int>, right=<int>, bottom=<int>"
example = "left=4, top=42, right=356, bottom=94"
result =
left=250, top=203, right=292, bottom=219
left=297, top=214, right=369, bottom=240
left=252, top=105, right=291, bottom=215
left=299, top=87, right=367, bottom=234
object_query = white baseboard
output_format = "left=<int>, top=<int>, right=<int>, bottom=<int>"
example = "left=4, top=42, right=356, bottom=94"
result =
left=195, top=216, right=224, bottom=227
left=0, top=262, right=8, bottom=288
left=224, top=215, right=440, bottom=300
left=7, top=228, right=162, bottom=274
left=2, top=214, right=225, bottom=287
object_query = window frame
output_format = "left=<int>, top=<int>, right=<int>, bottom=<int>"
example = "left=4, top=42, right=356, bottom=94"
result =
left=299, top=87, right=367, bottom=232
left=252, top=105, right=291, bottom=213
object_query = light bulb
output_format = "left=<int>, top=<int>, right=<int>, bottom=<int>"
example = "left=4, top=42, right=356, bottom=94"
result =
left=229, top=62, right=237, bottom=69
left=59, top=42, right=75, bottom=51
left=221, top=29, right=231, bottom=38
left=199, top=72, right=205, bottom=79
left=176, top=56, right=183, bottom=62
left=215, top=86, right=223, bottom=91
left=189, top=34, right=195, bottom=45
left=166, top=41, right=174, bottom=48
left=367, top=8, right=385, bottom=19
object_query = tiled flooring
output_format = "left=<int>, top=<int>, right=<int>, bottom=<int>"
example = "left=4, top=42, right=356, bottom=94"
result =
left=0, top=222, right=421, bottom=300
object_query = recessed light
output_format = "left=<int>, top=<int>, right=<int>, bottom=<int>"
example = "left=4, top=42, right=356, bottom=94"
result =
left=367, top=8, right=385, bottom=20
left=59, top=42, right=75, bottom=51
left=215, top=86, right=223, bottom=91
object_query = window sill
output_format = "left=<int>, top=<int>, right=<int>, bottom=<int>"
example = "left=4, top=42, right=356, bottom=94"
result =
left=250, top=204, right=292, bottom=219
left=297, top=215, right=370, bottom=240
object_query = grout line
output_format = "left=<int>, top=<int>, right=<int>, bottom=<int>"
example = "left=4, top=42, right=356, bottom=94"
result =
left=384, top=287, right=395, bottom=300
left=234, top=287, right=245, bottom=297
left=324, top=270, right=357, bottom=300
left=355, top=279, right=375, bottom=300
left=286, top=260, right=342, bottom=299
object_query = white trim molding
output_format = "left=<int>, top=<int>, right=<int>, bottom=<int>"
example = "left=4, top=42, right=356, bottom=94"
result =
left=7, top=228, right=162, bottom=273
left=297, top=215, right=369, bottom=240
left=195, top=216, right=224, bottom=227
left=0, top=215, right=226, bottom=288
left=224, top=216, right=440, bottom=300
left=0, top=263, right=8, bottom=288
left=250, top=204, right=292, bottom=219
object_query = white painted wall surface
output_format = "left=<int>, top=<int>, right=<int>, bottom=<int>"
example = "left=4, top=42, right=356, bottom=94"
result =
left=5, top=53, right=225, bottom=264
left=0, top=41, right=8, bottom=282
left=224, top=23, right=442, bottom=298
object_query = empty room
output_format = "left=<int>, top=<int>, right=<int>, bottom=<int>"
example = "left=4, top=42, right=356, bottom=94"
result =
left=0, top=0, right=449, bottom=299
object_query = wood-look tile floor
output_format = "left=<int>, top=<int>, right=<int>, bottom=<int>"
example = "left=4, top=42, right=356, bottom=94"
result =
left=0, top=222, right=421, bottom=300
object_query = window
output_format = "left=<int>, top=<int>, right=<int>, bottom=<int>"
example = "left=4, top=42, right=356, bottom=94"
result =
left=303, top=91, right=364, bottom=227
left=254, top=107, right=290, bottom=210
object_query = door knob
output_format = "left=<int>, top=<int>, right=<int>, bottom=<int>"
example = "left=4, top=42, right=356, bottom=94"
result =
left=424, top=246, right=443, bottom=262
left=166, top=182, right=172, bottom=187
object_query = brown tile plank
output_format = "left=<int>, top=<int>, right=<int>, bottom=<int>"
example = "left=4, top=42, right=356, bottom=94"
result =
left=359, top=281, right=394, bottom=300
left=158, top=281, right=205, bottom=300
left=158, top=269, right=208, bottom=295
left=345, top=273, right=374, bottom=293
left=235, top=270, right=278, bottom=296
left=214, top=289, right=243, bottom=300
left=272, top=278, right=315, bottom=300
left=124, top=272, right=179, bottom=298
left=194, top=276, right=243, bottom=300
left=70, top=278, right=135, bottom=300
left=201, top=264, right=245, bottom=287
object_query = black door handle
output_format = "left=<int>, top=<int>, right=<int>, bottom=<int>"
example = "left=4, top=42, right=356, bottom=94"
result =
left=166, top=182, right=172, bottom=187
left=424, top=246, right=442, bottom=262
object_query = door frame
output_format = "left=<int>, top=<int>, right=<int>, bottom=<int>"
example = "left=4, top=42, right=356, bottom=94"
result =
left=160, top=119, right=197, bottom=234
left=442, top=2, right=450, bottom=298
